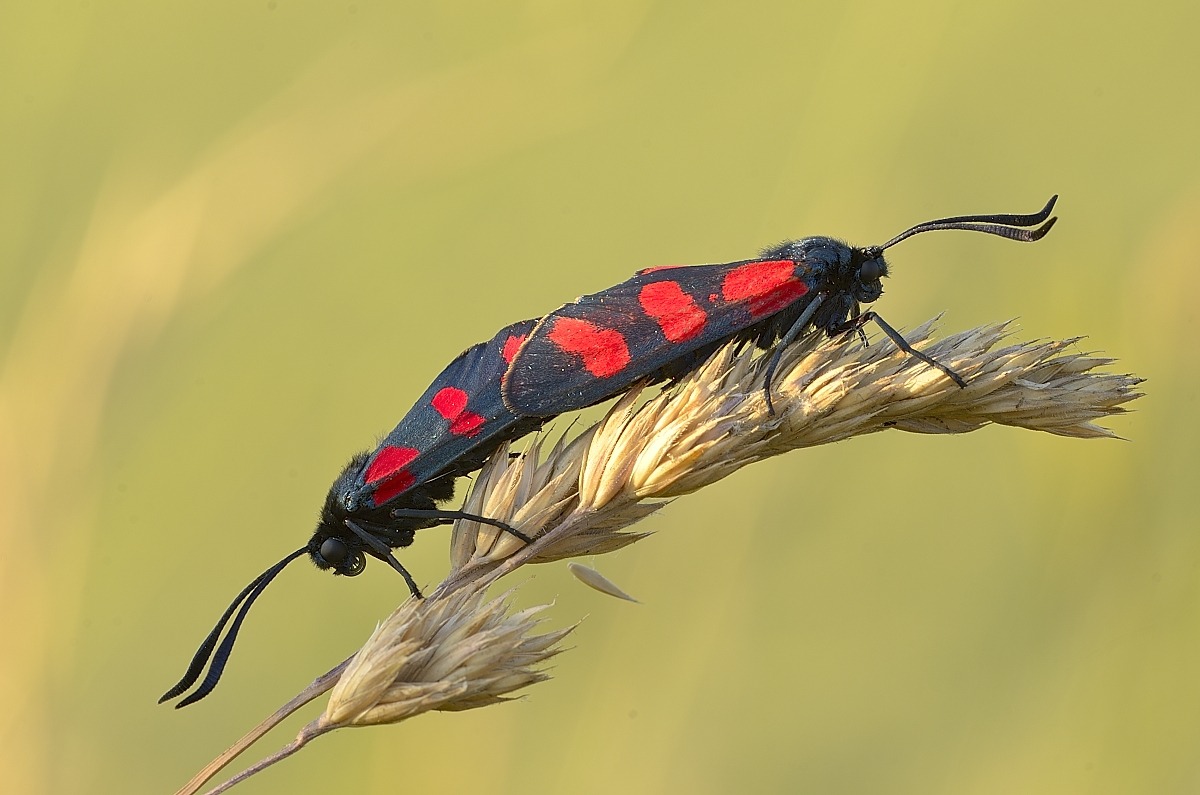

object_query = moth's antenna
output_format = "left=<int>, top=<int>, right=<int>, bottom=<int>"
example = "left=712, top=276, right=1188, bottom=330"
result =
left=867, top=195, right=1058, bottom=254
left=159, top=547, right=307, bottom=707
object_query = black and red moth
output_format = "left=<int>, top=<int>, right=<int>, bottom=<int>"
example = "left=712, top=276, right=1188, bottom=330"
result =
left=163, top=196, right=1056, bottom=707
left=161, top=320, right=543, bottom=707
left=503, top=196, right=1057, bottom=416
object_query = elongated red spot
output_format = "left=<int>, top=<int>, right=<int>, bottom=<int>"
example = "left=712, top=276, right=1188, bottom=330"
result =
left=432, top=387, right=469, bottom=419
left=366, top=446, right=421, bottom=505
left=373, top=470, right=416, bottom=505
left=721, top=260, right=808, bottom=317
left=638, top=264, right=686, bottom=274
left=721, top=260, right=795, bottom=301
left=547, top=317, right=631, bottom=378
left=639, top=280, right=706, bottom=343
left=501, top=333, right=525, bottom=364
left=365, top=446, right=420, bottom=484
left=748, top=280, right=809, bottom=317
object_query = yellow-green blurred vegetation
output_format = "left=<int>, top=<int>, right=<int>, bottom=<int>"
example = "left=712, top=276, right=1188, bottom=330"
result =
left=1, top=2, right=1196, bottom=793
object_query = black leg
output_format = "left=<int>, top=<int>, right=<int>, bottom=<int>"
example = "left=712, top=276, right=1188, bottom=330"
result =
left=762, top=294, right=826, bottom=416
left=389, top=508, right=534, bottom=545
left=849, top=301, right=869, bottom=347
left=835, top=311, right=968, bottom=388
left=345, top=520, right=425, bottom=598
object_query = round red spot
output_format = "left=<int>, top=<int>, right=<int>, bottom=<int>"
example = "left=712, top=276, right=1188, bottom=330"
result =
left=639, top=281, right=706, bottom=343
left=430, top=387, right=485, bottom=437
left=547, top=317, right=631, bottom=378
left=721, top=260, right=808, bottom=317
left=431, top=387, right=469, bottom=420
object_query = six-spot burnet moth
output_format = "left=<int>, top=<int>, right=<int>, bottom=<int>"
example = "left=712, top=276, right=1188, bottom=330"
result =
left=503, top=196, right=1058, bottom=416
left=161, top=320, right=544, bottom=707
left=162, top=196, right=1057, bottom=707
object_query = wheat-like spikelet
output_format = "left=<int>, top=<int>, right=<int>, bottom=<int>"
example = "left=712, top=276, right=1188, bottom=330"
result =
left=322, top=584, right=572, bottom=727
left=442, top=319, right=1140, bottom=585
left=186, top=319, right=1141, bottom=795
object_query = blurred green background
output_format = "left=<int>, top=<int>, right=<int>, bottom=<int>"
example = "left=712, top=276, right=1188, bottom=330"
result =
left=2, top=2, right=1196, bottom=793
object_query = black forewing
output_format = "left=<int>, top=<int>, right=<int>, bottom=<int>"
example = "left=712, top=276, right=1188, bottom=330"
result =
left=352, top=318, right=539, bottom=507
left=503, top=258, right=816, bottom=415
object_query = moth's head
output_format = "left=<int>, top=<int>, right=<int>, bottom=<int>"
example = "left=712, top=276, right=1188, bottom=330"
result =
left=848, top=245, right=888, bottom=304
left=308, top=452, right=371, bottom=576
left=308, top=521, right=367, bottom=577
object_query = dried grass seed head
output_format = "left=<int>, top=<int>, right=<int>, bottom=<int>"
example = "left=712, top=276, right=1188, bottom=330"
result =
left=445, top=319, right=1141, bottom=582
left=324, top=584, right=572, bottom=728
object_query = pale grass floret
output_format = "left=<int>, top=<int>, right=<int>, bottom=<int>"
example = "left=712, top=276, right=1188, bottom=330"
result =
left=567, top=562, right=640, bottom=603
left=325, top=585, right=571, bottom=726
left=183, top=320, right=1141, bottom=795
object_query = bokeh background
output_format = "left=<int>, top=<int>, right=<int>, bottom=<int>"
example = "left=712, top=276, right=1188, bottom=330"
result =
left=2, top=2, right=1197, bottom=793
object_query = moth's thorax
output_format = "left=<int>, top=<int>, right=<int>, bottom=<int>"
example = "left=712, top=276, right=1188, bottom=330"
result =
left=764, top=235, right=852, bottom=275
left=762, top=236, right=888, bottom=307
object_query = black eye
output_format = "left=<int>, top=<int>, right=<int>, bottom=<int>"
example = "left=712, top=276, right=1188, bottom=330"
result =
left=320, top=537, right=348, bottom=565
left=859, top=259, right=883, bottom=282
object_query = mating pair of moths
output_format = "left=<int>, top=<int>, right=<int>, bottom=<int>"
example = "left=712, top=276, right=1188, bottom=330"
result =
left=162, top=196, right=1059, bottom=707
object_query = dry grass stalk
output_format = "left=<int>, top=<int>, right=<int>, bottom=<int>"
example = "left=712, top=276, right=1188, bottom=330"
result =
left=189, top=319, right=1141, bottom=795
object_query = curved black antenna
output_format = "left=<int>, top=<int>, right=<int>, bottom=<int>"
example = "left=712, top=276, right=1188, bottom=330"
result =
left=874, top=195, right=1058, bottom=252
left=172, top=549, right=306, bottom=708
left=344, top=519, right=423, bottom=599
left=160, top=547, right=307, bottom=707
left=892, top=194, right=1057, bottom=232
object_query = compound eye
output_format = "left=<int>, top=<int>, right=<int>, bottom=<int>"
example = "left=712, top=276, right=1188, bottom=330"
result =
left=859, top=258, right=883, bottom=283
left=319, top=537, right=349, bottom=566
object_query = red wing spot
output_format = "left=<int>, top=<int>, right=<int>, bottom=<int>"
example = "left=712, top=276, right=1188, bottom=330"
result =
left=365, top=446, right=420, bottom=484
left=366, top=445, right=421, bottom=505
left=372, top=470, right=417, bottom=505
left=432, top=387, right=469, bottom=420
left=747, top=280, right=809, bottom=317
left=638, top=281, right=707, bottom=343
left=450, top=412, right=485, bottom=436
left=638, top=264, right=686, bottom=275
left=721, top=260, right=809, bottom=318
left=547, top=317, right=631, bottom=378
left=501, top=333, right=525, bottom=364
left=721, top=260, right=795, bottom=301
left=431, top=386, right=484, bottom=437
